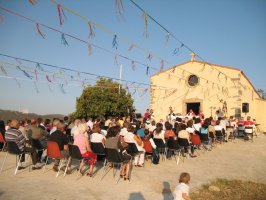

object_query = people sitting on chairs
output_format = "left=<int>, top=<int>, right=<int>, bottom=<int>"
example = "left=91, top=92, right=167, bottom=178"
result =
left=49, top=122, right=71, bottom=174
left=153, top=123, right=166, bottom=144
left=124, top=125, right=145, bottom=167
left=164, top=122, right=176, bottom=140
left=90, top=124, right=106, bottom=146
left=214, top=120, right=225, bottom=142
left=177, top=124, right=196, bottom=158
left=193, top=118, right=201, bottom=135
left=236, top=117, right=245, bottom=137
left=105, top=126, right=132, bottom=181
left=243, top=116, right=255, bottom=139
left=207, top=118, right=216, bottom=143
left=5, top=119, right=39, bottom=170
left=199, top=121, right=212, bottom=149
left=27, top=119, right=49, bottom=163
left=73, top=123, right=97, bottom=177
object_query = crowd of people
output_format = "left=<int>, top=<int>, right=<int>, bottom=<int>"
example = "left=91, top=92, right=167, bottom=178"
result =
left=0, top=109, right=257, bottom=181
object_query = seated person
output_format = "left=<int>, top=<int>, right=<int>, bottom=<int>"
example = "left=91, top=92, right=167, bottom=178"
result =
left=105, top=126, right=132, bottom=181
left=5, top=119, right=40, bottom=170
left=137, top=123, right=145, bottom=138
left=90, top=124, right=106, bottom=146
left=153, top=123, right=166, bottom=144
left=49, top=122, right=70, bottom=173
left=142, top=129, right=156, bottom=151
left=164, top=122, right=176, bottom=139
left=124, top=125, right=145, bottom=167
left=178, top=124, right=196, bottom=158
left=74, top=123, right=97, bottom=176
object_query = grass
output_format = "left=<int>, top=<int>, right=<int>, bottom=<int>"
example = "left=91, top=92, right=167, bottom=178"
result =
left=191, top=179, right=266, bottom=200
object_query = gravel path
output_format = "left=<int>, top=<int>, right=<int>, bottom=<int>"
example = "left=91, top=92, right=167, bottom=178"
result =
left=0, top=134, right=265, bottom=200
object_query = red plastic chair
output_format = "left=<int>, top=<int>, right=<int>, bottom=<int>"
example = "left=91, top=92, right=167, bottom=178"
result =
left=143, top=139, right=153, bottom=153
left=43, top=141, right=65, bottom=177
left=190, top=134, right=201, bottom=155
left=0, top=132, right=6, bottom=151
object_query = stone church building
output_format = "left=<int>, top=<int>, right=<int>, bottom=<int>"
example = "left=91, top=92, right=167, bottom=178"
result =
left=150, top=55, right=266, bottom=132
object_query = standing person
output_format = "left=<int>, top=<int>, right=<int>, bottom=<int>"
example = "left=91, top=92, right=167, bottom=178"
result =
left=173, top=172, right=191, bottom=200
left=144, top=109, right=150, bottom=122
left=186, top=109, right=195, bottom=118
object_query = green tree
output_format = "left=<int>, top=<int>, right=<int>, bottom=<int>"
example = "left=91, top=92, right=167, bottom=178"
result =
left=73, top=78, right=134, bottom=118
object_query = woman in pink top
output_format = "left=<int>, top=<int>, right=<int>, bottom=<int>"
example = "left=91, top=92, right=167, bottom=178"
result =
left=74, top=123, right=97, bottom=177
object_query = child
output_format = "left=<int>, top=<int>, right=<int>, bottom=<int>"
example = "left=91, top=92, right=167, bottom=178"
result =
left=173, top=172, right=191, bottom=200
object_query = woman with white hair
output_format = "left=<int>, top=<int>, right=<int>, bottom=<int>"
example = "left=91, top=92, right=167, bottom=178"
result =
left=73, top=123, right=97, bottom=176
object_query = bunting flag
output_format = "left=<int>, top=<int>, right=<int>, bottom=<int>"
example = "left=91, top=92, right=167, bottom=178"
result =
left=0, top=65, right=7, bottom=75
left=14, top=78, right=21, bottom=88
left=88, top=44, right=93, bottom=55
left=36, top=23, right=45, bottom=39
left=15, top=58, right=22, bottom=65
left=34, top=69, right=38, bottom=81
left=182, top=70, right=185, bottom=78
left=115, top=0, right=124, bottom=18
left=59, top=83, right=66, bottom=94
left=88, top=21, right=95, bottom=38
left=57, top=4, right=67, bottom=25
left=146, top=66, right=150, bottom=75
left=146, top=53, right=152, bottom=61
left=114, top=55, right=119, bottom=66
left=46, top=74, right=52, bottom=82
left=16, top=66, right=33, bottom=79
left=28, top=0, right=38, bottom=5
left=34, top=81, right=39, bottom=93
left=165, top=32, right=170, bottom=46
left=143, top=11, right=149, bottom=38
left=131, top=60, right=136, bottom=71
left=200, top=63, right=205, bottom=72
left=173, top=43, right=184, bottom=55
left=36, top=63, right=44, bottom=71
left=160, top=60, right=164, bottom=71
left=59, top=69, right=65, bottom=76
left=128, top=44, right=134, bottom=51
left=112, top=35, right=118, bottom=49
left=0, top=13, right=4, bottom=23
left=47, top=83, right=53, bottom=93
left=61, top=33, right=69, bottom=46
left=172, top=67, right=175, bottom=73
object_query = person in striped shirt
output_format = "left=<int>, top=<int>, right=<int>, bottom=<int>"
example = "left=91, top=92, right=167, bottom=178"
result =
left=5, top=119, right=39, bottom=170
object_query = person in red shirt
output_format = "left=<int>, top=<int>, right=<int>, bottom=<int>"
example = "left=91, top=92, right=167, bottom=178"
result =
left=243, top=116, right=254, bottom=126
left=144, top=109, right=150, bottom=120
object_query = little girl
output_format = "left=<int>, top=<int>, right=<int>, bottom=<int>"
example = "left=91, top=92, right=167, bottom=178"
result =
left=173, top=172, right=191, bottom=200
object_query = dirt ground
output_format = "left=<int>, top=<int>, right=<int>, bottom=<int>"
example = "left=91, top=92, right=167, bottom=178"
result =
left=0, top=134, right=265, bottom=200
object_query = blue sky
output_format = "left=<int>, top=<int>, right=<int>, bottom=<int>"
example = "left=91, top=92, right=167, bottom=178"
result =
left=0, top=0, right=265, bottom=116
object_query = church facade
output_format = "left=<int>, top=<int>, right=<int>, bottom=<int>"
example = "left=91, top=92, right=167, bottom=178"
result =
left=150, top=58, right=266, bottom=132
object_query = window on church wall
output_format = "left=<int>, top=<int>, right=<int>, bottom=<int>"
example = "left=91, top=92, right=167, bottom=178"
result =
left=187, top=75, right=199, bottom=87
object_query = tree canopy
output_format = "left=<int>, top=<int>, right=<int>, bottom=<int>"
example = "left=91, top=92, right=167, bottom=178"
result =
left=73, top=78, right=134, bottom=118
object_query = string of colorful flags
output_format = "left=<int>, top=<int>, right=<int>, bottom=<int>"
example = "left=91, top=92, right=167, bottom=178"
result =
left=128, top=0, right=233, bottom=85
left=0, top=5, right=232, bottom=90
left=47, top=1, right=234, bottom=87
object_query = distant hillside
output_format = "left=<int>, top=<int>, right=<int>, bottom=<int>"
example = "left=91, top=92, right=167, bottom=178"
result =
left=0, top=109, right=65, bottom=122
